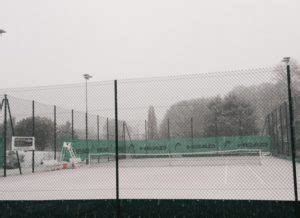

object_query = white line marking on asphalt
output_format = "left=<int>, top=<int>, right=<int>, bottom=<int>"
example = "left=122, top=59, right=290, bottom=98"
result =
left=247, top=165, right=266, bottom=186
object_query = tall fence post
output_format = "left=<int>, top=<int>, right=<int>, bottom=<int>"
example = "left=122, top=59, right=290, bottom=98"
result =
left=122, top=121, right=125, bottom=153
left=167, top=118, right=171, bottom=156
left=3, top=95, right=7, bottom=177
left=268, top=113, right=275, bottom=153
left=145, top=120, right=147, bottom=141
left=270, top=111, right=276, bottom=153
left=238, top=111, right=242, bottom=136
left=286, top=63, right=298, bottom=201
left=106, top=117, right=109, bottom=141
left=32, top=100, right=35, bottom=173
left=279, top=104, right=284, bottom=155
left=144, top=120, right=148, bottom=153
left=214, top=113, right=218, bottom=147
left=85, top=112, right=88, bottom=164
left=191, top=117, right=194, bottom=146
left=6, top=98, right=21, bottom=175
left=284, top=102, right=290, bottom=155
left=54, top=105, right=57, bottom=160
left=275, top=109, right=280, bottom=154
left=97, top=115, right=100, bottom=141
left=71, top=109, right=74, bottom=140
left=167, top=118, right=170, bottom=140
left=114, top=80, right=120, bottom=217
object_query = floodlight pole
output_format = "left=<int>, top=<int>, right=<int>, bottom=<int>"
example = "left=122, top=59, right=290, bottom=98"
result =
left=83, top=74, right=92, bottom=164
left=283, top=57, right=298, bottom=201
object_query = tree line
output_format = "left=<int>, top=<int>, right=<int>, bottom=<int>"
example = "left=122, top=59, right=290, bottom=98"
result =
left=147, top=60, right=300, bottom=140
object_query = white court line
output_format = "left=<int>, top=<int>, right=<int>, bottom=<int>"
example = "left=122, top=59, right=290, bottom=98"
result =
left=247, top=165, right=266, bottom=186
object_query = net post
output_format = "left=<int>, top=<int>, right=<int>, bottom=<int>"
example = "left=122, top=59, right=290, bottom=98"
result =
left=32, top=100, right=35, bottom=173
left=114, top=80, right=120, bottom=217
left=286, top=63, right=298, bottom=201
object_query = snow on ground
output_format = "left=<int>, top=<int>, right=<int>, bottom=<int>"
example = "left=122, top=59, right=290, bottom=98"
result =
left=0, top=156, right=299, bottom=200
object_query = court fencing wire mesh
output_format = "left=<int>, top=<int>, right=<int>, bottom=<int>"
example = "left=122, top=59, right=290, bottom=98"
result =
left=0, top=64, right=300, bottom=204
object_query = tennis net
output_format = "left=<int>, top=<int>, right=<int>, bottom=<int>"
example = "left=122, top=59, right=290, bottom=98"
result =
left=88, top=149, right=263, bottom=167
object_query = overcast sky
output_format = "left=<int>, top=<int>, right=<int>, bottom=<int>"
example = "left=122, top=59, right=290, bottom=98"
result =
left=0, top=0, right=300, bottom=89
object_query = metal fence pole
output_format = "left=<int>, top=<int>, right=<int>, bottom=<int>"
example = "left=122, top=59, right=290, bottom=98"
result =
left=122, top=121, right=126, bottom=153
left=191, top=117, right=194, bottom=146
left=167, top=118, right=171, bottom=157
left=267, top=114, right=272, bottom=151
left=274, top=109, right=279, bottom=154
left=167, top=118, right=170, bottom=140
left=284, top=102, right=291, bottom=155
left=85, top=111, right=88, bottom=164
left=271, top=111, right=276, bottom=154
left=54, top=105, right=57, bottom=160
left=3, top=95, right=7, bottom=177
left=114, top=80, right=120, bottom=217
left=279, top=104, right=284, bottom=155
left=71, top=109, right=74, bottom=140
left=32, top=100, right=35, bottom=173
left=238, top=111, right=242, bottom=136
left=215, top=113, right=219, bottom=147
left=286, top=63, right=298, bottom=201
left=6, top=98, right=21, bottom=175
left=97, top=115, right=100, bottom=141
left=107, top=117, right=109, bottom=141
left=145, top=120, right=147, bottom=141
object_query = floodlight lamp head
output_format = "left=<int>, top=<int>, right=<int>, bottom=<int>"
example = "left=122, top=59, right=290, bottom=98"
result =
left=282, top=57, right=290, bottom=64
left=83, top=74, right=92, bottom=80
left=0, top=29, right=6, bottom=35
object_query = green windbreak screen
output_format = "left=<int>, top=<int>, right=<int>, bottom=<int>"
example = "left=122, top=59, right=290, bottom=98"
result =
left=63, top=136, right=271, bottom=162
left=0, top=137, right=3, bottom=169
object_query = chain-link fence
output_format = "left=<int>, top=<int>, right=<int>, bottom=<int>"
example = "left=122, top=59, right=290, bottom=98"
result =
left=0, top=80, right=116, bottom=200
left=1, top=65, right=300, bottom=203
